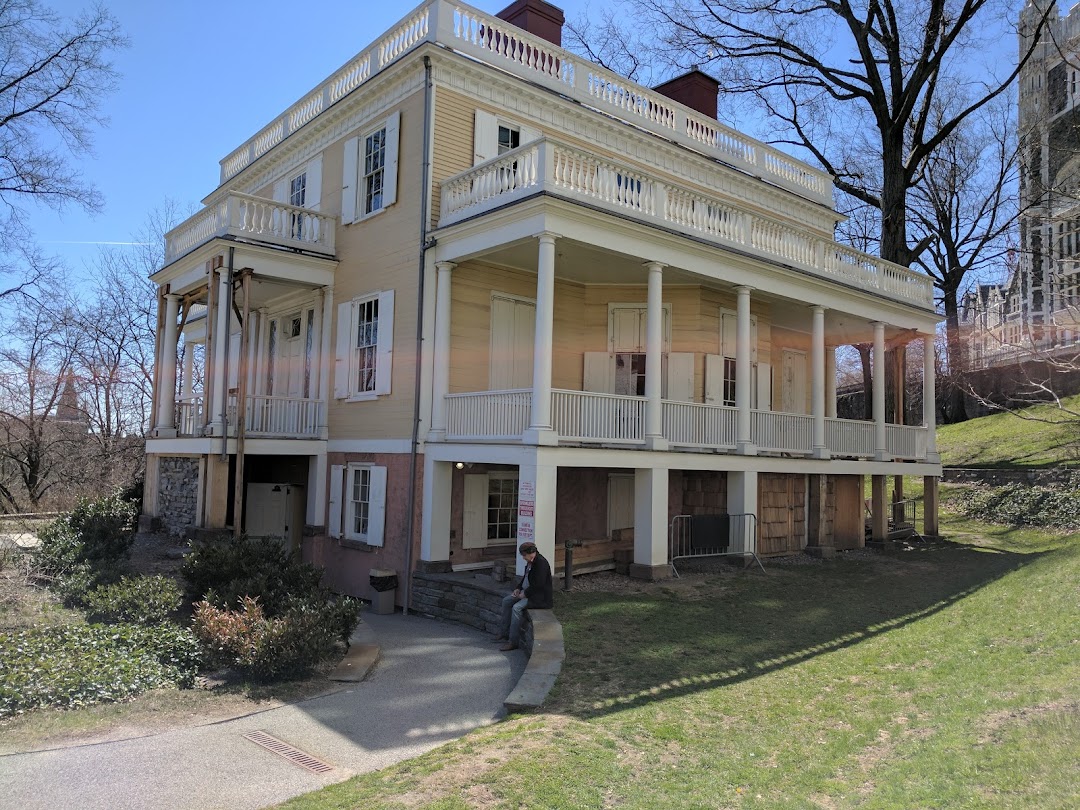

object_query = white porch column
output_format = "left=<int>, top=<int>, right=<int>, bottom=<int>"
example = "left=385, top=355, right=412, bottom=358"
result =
left=644, top=261, right=667, bottom=449
left=429, top=261, right=454, bottom=441
left=873, top=321, right=889, bottom=460
left=736, top=286, right=756, bottom=454
left=209, top=272, right=231, bottom=436
left=154, top=293, right=180, bottom=438
left=923, top=332, right=940, bottom=463
left=310, top=290, right=324, bottom=398
left=181, top=340, right=195, bottom=398
left=825, top=345, right=837, bottom=419
left=631, top=466, right=670, bottom=579
left=308, top=450, right=328, bottom=528
left=811, top=305, right=828, bottom=458
left=526, top=232, right=558, bottom=445
left=245, top=309, right=260, bottom=397
left=319, top=289, right=333, bottom=440
left=254, top=308, right=269, bottom=396
left=420, top=456, right=453, bottom=565
left=516, top=457, right=557, bottom=574
left=727, top=469, right=758, bottom=558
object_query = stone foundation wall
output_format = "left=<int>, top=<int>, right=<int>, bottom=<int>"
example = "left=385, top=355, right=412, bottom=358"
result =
left=943, top=468, right=1076, bottom=487
left=158, top=457, right=198, bottom=538
left=410, top=572, right=510, bottom=636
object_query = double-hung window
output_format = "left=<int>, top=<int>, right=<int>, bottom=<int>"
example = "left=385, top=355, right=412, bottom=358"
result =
left=272, top=157, right=322, bottom=241
left=328, top=463, right=387, bottom=545
left=335, top=290, right=395, bottom=400
left=341, top=111, right=400, bottom=223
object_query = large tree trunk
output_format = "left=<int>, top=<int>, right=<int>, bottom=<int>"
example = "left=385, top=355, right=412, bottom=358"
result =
left=942, top=289, right=968, bottom=423
left=855, top=343, right=873, bottom=420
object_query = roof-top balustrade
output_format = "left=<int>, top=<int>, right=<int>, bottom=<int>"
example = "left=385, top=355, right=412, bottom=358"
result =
left=438, top=137, right=934, bottom=311
left=215, top=0, right=832, bottom=205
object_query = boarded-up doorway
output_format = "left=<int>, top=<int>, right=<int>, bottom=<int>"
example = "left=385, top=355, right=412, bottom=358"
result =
left=758, top=473, right=806, bottom=555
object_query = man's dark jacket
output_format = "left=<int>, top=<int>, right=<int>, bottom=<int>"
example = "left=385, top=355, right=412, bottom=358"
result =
left=521, top=552, right=553, bottom=609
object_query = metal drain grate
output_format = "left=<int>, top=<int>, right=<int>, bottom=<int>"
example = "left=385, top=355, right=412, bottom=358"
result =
left=242, top=730, right=335, bottom=774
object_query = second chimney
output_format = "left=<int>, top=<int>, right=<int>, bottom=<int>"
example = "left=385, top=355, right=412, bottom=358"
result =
left=496, top=0, right=566, bottom=47
left=652, top=69, right=720, bottom=119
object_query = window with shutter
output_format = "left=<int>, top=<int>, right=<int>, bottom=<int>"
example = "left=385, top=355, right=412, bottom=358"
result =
left=344, top=464, right=387, bottom=546
left=334, top=290, right=395, bottom=400
left=341, top=112, right=399, bottom=223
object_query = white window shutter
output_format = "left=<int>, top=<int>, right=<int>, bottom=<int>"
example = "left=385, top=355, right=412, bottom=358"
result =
left=341, top=136, right=359, bottom=223
left=374, top=290, right=395, bottom=395
left=334, top=301, right=352, bottom=399
left=366, top=466, right=387, bottom=546
left=584, top=352, right=615, bottom=393
left=306, top=155, right=323, bottom=212
left=705, top=354, right=723, bottom=405
left=462, top=474, right=488, bottom=549
left=473, top=109, right=498, bottom=164
left=666, top=352, right=695, bottom=402
left=757, top=362, right=772, bottom=411
left=329, top=464, right=344, bottom=538
left=273, top=178, right=288, bottom=203
left=720, top=309, right=736, bottom=358
left=383, top=111, right=400, bottom=208
left=750, top=315, right=759, bottom=363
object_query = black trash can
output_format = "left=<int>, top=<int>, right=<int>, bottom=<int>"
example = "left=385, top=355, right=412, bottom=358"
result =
left=369, top=568, right=398, bottom=614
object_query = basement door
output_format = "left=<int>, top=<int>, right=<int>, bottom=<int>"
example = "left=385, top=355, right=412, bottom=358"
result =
left=757, top=473, right=806, bottom=555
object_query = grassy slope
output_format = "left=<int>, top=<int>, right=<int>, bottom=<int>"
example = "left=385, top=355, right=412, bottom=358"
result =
left=277, top=520, right=1080, bottom=810
left=937, top=393, right=1080, bottom=468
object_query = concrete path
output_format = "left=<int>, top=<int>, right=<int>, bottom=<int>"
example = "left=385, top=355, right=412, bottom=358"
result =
left=0, top=612, right=526, bottom=810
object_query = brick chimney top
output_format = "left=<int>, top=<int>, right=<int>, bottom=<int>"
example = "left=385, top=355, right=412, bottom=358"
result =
left=496, top=0, right=566, bottom=47
left=652, top=69, right=720, bottom=119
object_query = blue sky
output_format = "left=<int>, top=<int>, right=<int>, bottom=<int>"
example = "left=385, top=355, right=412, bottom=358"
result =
left=33, top=0, right=592, bottom=278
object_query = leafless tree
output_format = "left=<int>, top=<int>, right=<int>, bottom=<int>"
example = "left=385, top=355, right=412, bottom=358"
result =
left=0, top=292, right=84, bottom=512
left=0, top=0, right=126, bottom=301
left=909, top=97, right=1022, bottom=422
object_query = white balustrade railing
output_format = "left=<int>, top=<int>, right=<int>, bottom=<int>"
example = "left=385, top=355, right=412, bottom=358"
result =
left=445, top=390, right=531, bottom=439
left=243, top=395, right=322, bottom=437
left=753, top=410, right=814, bottom=453
left=886, top=424, right=927, bottom=460
left=165, top=192, right=336, bottom=265
left=176, top=396, right=204, bottom=436
left=825, top=417, right=876, bottom=458
left=439, top=138, right=934, bottom=309
left=439, top=388, right=933, bottom=461
left=663, top=400, right=737, bottom=448
left=216, top=0, right=832, bottom=204
left=551, top=389, right=645, bottom=443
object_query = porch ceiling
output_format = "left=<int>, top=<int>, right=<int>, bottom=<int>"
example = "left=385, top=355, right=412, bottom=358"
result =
left=471, top=238, right=917, bottom=345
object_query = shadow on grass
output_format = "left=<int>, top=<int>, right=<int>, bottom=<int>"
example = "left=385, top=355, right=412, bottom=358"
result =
left=552, top=539, right=1048, bottom=719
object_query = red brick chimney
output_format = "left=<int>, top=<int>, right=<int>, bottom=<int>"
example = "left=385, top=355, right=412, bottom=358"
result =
left=496, top=0, right=565, bottom=47
left=652, top=69, right=720, bottom=119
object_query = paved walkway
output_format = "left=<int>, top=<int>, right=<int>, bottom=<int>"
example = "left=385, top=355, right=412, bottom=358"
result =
left=0, top=612, right=526, bottom=810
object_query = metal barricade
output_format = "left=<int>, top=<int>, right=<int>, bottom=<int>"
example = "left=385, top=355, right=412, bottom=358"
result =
left=669, top=512, right=764, bottom=576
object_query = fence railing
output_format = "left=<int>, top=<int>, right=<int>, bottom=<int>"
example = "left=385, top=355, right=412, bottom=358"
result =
left=242, top=395, right=323, bottom=437
left=164, top=192, right=336, bottom=265
left=439, top=389, right=932, bottom=460
left=445, top=389, right=531, bottom=439
left=439, top=138, right=933, bottom=309
left=669, top=512, right=763, bottom=575
left=176, top=396, right=204, bottom=436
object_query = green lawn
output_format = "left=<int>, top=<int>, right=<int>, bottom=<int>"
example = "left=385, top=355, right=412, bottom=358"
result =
left=937, top=393, right=1080, bottom=468
left=275, top=512, right=1080, bottom=809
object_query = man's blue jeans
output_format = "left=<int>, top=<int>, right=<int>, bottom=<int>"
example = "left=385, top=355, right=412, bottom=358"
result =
left=499, top=593, right=528, bottom=647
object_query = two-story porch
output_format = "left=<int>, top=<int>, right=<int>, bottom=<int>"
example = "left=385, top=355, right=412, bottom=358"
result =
left=143, top=193, right=338, bottom=539
left=416, top=136, right=942, bottom=578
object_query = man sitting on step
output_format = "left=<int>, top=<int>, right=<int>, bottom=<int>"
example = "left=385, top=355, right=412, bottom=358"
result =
left=494, top=542, right=553, bottom=651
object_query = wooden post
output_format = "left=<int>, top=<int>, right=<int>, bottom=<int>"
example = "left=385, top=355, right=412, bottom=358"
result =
left=233, top=270, right=252, bottom=537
